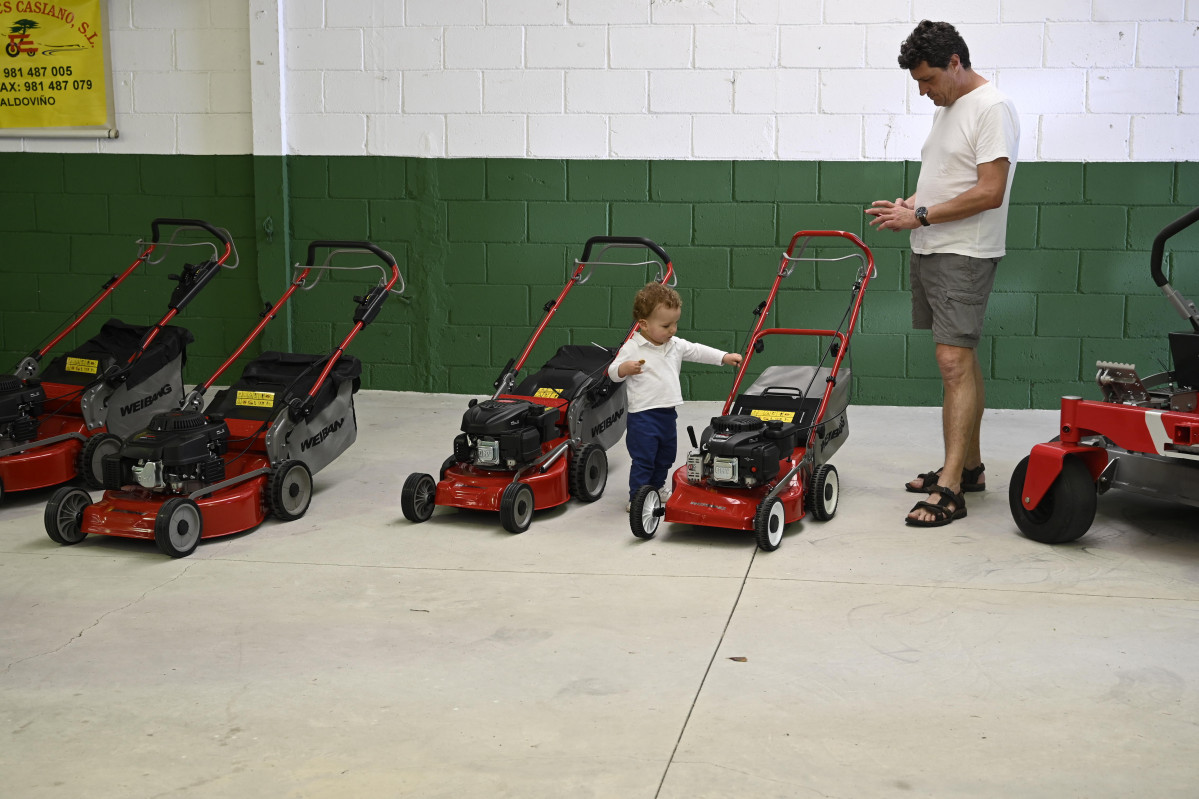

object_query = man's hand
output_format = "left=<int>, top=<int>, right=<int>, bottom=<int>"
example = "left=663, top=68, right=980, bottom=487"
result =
left=722, top=353, right=743, bottom=367
left=865, top=198, right=919, bottom=232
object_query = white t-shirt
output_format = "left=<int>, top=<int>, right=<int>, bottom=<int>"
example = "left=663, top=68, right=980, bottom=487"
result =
left=607, top=332, right=728, bottom=413
left=911, top=82, right=1020, bottom=259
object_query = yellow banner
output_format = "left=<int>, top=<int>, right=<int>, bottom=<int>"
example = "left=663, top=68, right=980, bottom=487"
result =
left=533, top=387, right=563, bottom=399
left=0, top=0, right=107, bottom=129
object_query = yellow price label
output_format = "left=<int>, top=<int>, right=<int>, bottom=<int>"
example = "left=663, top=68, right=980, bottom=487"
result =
left=750, top=409, right=795, bottom=423
left=235, top=390, right=276, bottom=408
left=534, top=387, right=563, bottom=399
left=65, top=357, right=98, bottom=374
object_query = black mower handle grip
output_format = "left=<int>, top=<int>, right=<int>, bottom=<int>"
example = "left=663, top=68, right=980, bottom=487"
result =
left=579, top=236, right=671, bottom=267
left=151, top=218, right=232, bottom=247
left=1150, top=206, right=1199, bottom=288
left=305, top=240, right=398, bottom=268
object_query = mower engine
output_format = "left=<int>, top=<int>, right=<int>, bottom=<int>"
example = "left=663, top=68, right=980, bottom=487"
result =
left=691, top=414, right=799, bottom=489
left=454, top=398, right=559, bottom=470
left=0, top=375, right=46, bottom=445
left=103, top=409, right=229, bottom=493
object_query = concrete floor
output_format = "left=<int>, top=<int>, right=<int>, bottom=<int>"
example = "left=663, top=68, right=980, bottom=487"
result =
left=2, top=391, right=1198, bottom=798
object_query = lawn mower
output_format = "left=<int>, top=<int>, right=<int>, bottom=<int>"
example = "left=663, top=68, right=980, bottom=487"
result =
left=629, top=229, right=875, bottom=551
left=0, top=218, right=236, bottom=502
left=43, top=241, right=403, bottom=557
left=1010, top=206, right=1199, bottom=543
left=401, top=235, right=675, bottom=533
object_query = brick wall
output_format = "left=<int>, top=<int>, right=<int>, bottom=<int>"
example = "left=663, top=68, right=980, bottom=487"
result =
left=2, top=152, right=1198, bottom=408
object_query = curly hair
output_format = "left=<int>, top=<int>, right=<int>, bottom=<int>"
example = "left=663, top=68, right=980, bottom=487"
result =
left=632, top=282, right=681, bottom=321
left=898, top=20, right=971, bottom=70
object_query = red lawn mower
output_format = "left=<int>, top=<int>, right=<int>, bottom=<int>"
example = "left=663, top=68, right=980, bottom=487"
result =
left=43, top=241, right=403, bottom=557
left=401, top=236, right=675, bottom=533
left=0, top=218, right=236, bottom=503
left=1010, top=207, right=1199, bottom=543
left=629, top=230, right=875, bottom=551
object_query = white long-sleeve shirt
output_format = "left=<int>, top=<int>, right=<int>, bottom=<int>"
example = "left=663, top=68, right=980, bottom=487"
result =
left=606, top=332, right=728, bottom=413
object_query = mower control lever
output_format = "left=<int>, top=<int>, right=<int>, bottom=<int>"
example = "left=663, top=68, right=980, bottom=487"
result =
left=687, top=425, right=698, bottom=448
left=168, top=259, right=222, bottom=311
left=352, top=285, right=389, bottom=326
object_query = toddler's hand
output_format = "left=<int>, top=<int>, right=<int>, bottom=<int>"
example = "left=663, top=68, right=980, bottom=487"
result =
left=722, top=353, right=743, bottom=367
left=618, top=359, right=646, bottom=378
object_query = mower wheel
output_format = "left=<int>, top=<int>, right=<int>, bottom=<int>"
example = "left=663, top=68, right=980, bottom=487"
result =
left=154, top=497, right=203, bottom=558
left=806, top=463, right=840, bottom=521
left=44, top=486, right=92, bottom=545
left=1009, top=454, right=1097, bottom=544
left=754, top=496, right=786, bottom=551
left=402, top=473, right=438, bottom=523
left=269, top=460, right=313, bottom=521
left=499, top=482, right=534, bottom=534
left=569, top=443, right=608, bottom=502
left=79, top=432, right=122, bottom=489
left=630, top=484, right=663, bottom=540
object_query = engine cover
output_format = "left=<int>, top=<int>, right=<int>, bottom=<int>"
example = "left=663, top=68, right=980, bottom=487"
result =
left=104, top=410, right=229, bottom=491
left=703, top=414, right=781, bottom=487
left=0, top=375, right=45, bottom=443
left=459, top=398, right=560, bottom=469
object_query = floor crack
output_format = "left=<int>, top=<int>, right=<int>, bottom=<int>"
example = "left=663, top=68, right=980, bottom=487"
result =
left=3, top=561, right=197, bottom=674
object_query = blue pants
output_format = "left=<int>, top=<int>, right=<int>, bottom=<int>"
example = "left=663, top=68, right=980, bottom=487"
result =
left=626, top=407, right=677, bottom=501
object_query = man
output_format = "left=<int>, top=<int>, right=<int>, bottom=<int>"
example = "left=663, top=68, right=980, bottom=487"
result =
left=865, top=20, right=1020, bottom=527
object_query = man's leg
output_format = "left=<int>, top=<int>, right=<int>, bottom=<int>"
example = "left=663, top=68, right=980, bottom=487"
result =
left=908, top=343, right=980, bottom=523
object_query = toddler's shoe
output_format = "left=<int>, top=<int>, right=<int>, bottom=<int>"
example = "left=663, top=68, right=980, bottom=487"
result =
left=658, top=486, right=672, bottom=502
left=625, top=502, right=632, bottom=513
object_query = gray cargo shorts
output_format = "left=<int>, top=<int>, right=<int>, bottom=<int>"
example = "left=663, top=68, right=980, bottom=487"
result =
left=909, top=252, right=1000, bottom=348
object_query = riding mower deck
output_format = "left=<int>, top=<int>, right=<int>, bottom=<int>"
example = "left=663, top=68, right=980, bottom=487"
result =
left=0, top=218, right=235, bottom=502
left=401, top=236, right=675, bottom=533
left=43, top=241, right=404, bottom=557
left=1010, top=207, right=1199, bottom=543
left=630, top=230, right=875, bottom=551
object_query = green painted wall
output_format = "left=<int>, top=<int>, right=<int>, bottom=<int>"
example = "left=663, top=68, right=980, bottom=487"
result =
left=2, top=152, right=1196, bottom=410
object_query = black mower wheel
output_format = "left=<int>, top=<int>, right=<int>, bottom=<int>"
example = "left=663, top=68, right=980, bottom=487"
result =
left=154, top=497, right=203, bottom=558
left=1009, top=454, right=1097, bottom=544
left=401, top=473, right=438, bottom=523
left=629, top=484, right=663, bottom=540
left=806, top=463, right=840, bottom=522
left=569, top=443, right=608, bottom=502
left=268, top=460, right=313, bottom=521
left=754, top=496, right=786, bottom=552
left=499, top=482, right=534, bottom=534
left=44, top=486, right=91, bottom=545
left=79, top=432, right=122, bottom=489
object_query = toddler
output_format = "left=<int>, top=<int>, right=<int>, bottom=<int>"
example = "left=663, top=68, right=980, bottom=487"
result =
left=608, top=283, right=742, bottom=509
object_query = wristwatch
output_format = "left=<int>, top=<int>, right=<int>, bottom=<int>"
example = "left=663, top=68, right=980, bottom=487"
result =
left=915, top=206, right=930, bottom=226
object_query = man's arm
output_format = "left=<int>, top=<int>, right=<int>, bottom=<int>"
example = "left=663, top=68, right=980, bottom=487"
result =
left=866, top=158, right=1010, bottom=231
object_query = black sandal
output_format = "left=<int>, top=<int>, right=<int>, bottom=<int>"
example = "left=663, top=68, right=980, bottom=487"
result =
left=905, top=485, right=967, bottom=527
left=906, top=463, right=986, bottom=493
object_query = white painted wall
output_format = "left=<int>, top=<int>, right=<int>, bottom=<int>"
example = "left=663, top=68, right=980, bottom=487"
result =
left=4, top=0, right=1197, bottom=160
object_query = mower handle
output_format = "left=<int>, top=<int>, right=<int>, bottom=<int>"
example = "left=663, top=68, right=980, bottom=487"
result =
left=1150, top=206, right=1199, bottom=288
left=306, top=240, right=397, bottom=270
left=151, top=218, right=232, bottom=248
left=579, top=236, right=671, bottom=267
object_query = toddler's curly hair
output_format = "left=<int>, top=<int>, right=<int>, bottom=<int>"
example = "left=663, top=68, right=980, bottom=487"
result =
left=632, top=282, right=681, bottom=321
